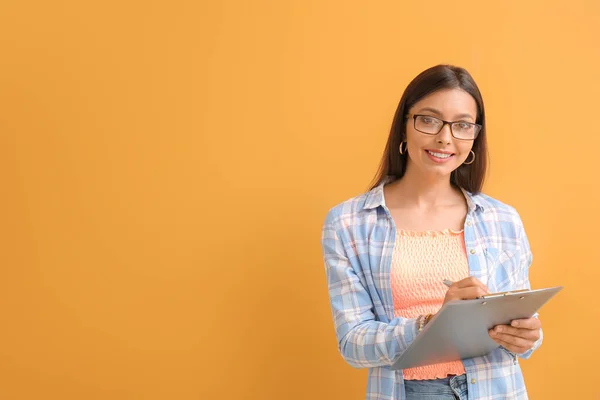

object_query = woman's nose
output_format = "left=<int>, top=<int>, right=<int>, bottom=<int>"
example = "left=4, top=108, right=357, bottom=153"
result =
left=437, top=123, right=453, bottom=143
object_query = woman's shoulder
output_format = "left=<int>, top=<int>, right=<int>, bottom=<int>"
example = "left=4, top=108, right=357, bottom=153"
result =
left=323, top=185, right=382, bottom=229
left=469, top=191, right=525, bottom=228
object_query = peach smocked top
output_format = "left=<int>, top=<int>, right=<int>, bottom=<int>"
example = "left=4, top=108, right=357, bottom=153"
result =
left=391, top=229, right=469, bottom=380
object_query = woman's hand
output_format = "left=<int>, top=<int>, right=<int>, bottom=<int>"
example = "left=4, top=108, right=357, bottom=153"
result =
left=441, top=278, right=541, bottom=354
left=489, top=318, right=542, bottom=354
left=442, top=276, right=489, bottom=305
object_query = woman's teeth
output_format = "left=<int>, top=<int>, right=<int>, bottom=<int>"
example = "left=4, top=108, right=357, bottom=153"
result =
left=427, top=150, right=452, bottom=159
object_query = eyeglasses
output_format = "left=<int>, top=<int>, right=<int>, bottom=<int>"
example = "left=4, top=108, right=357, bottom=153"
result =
left=407, top=114, right=482, bottom=140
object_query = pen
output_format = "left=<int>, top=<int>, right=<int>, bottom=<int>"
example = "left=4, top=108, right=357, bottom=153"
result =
left=443, top=279, right=528, bottom=298
left=443, top=279, right=486, bottom=299
left=443, top=279, right=485, bottom=299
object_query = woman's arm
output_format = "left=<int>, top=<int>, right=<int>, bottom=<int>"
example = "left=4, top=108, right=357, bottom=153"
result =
left=489, top=217, right=543, bottom=359
left=322, top=216, right=418, bottom=369
left=514, top=219, right=543, bottom=359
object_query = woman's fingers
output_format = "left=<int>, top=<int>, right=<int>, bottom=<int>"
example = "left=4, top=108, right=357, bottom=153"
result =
left=490, top=325, right=541, bottom=341
left=489, top=336, right=531, bottom=354
left=445, top=278, right=488, bottom=300
left=451, top=286, right=488, bottom=300
left=510, top=318, right=542, bottom=330
left=454, top=276, right=489, bottom=293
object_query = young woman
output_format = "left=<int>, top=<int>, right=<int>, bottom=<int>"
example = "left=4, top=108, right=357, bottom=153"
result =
left=321, top=65, right=542, bottom=400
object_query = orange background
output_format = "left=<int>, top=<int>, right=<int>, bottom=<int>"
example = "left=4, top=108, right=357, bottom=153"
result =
left=0, top=1, right=598, bottom=399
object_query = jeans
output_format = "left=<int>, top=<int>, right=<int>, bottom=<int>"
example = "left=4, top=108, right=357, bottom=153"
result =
left=404, top=374, right=468, bottom=400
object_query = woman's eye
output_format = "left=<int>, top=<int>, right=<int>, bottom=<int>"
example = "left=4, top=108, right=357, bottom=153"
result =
left=422, top=117, right=435, bottom=124
left=457, top=122, right=471, bottom=130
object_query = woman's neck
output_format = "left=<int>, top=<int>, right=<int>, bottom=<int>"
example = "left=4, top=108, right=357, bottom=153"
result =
left=387, top=165, right=461, bottom=209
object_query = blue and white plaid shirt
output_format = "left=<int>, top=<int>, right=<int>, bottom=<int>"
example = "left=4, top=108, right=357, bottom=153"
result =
left=321, top=178, right=542, bottom=400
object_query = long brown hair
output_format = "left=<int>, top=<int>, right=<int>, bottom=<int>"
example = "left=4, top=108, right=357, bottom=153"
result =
left=369, top=64, right=488, bottom=194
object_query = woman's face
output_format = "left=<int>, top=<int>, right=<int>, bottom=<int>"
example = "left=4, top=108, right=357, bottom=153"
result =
left=404, top=88, right=478, bottom=178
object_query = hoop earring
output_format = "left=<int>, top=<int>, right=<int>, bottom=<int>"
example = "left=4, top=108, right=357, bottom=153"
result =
left=463, top=150, right=475, bottom=165
left=399, top=142, right=406, bottom=155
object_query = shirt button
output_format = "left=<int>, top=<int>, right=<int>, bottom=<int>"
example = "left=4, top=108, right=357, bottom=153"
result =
left=470, top=249, right=476, bottom=255
left=466, top=221, right=472, bottom=226
left=471, top=378, right=476, bottom=384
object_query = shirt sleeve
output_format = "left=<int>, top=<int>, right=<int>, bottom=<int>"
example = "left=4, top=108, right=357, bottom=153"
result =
left=321, top=213, right=419, bottom=369
left=514, top=217, right=543, bottom=360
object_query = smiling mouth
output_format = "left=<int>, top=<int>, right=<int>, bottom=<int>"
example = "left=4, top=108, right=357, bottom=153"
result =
left=426, top=150, right=454, bottom=159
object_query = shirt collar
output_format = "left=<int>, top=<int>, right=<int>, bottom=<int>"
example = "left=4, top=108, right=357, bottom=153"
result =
left=362, top=175, right=487, bottom=214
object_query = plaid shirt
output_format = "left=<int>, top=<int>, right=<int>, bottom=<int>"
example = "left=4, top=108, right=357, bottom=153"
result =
left=321, top=178, right=542, bottom=400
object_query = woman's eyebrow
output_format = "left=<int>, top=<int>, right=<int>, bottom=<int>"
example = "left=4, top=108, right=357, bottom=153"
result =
left=416, top=107, right=443, bottom=117
left=417, top=107, right=474, bottom=121
left=454, top=113, right=475, bottom=121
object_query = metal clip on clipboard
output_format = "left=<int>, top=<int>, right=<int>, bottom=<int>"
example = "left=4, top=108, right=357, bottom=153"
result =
left=480, top=289, right=530, bottom=299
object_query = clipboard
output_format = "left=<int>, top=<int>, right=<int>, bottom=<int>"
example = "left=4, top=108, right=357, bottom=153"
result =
left=390, top=286, right=563, bottom=370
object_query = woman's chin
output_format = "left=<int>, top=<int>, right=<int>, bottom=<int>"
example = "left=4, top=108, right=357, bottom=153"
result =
left=420, top=163, right=457, bottom=178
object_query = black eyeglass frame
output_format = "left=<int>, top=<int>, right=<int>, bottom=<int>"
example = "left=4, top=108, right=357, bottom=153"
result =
left=407, top=114, right=482, bottom=140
